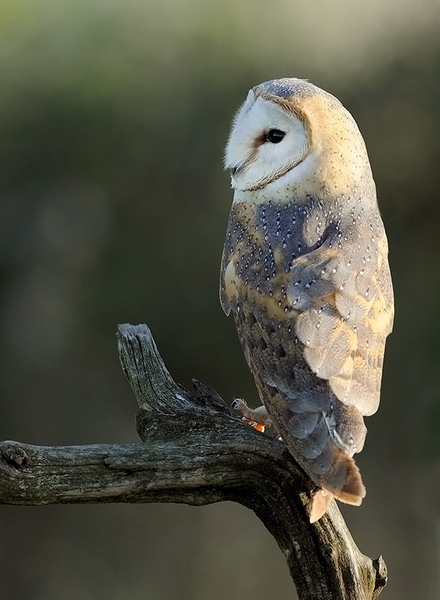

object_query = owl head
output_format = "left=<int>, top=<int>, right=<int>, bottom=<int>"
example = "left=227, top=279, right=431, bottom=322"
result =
left=224, top=78, right=371, bottom=196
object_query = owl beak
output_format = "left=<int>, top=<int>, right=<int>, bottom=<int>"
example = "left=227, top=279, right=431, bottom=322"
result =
left=228, top=163, right=246, bottom=189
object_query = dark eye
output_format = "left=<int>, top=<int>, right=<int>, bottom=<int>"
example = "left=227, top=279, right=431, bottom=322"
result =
left=266, top=129, right=286, bottom=144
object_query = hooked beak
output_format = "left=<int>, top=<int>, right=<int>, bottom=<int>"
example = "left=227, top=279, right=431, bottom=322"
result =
left=230, top=164, right=244, bottom=177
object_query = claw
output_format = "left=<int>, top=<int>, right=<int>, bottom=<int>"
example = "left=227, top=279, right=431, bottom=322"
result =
left=229, top=397, right=245, bottom=416
left=229, top=398, right=271, bottom=432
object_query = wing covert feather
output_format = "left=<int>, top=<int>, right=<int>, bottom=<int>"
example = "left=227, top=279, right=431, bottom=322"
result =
left=284, top=226, right=393, bottom=416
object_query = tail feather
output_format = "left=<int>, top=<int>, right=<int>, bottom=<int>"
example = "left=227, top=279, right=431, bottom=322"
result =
left=308, top=452, right=365, bottom=522
left=309, top=489, right=333, bottom=523
left=323, top=449, right=366, bottom=506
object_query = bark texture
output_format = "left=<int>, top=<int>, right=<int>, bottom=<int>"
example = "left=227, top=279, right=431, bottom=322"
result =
left=0, top=323, right=387, bottom=600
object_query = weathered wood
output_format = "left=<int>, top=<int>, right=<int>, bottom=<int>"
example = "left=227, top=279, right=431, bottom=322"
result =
left=0, top=323, right=387, bottom=600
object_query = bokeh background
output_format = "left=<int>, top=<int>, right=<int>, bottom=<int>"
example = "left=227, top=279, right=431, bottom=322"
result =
left=0, top=0, right=440, bottom=598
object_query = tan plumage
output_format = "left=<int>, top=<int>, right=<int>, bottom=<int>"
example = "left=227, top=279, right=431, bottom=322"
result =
left=220, top=79, right=394, bottom=521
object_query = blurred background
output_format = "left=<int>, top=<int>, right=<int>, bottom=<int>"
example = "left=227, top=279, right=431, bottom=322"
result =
left=0, top=0, right=439, bottom=598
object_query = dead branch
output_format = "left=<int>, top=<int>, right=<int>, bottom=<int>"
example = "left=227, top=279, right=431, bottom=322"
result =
left=0, top=323, right=387, bottom=600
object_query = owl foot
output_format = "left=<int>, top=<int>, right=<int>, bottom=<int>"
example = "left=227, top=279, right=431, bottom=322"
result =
left=229, top=398, right=272, bottom=432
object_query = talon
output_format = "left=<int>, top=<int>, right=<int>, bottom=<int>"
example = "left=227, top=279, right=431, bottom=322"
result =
left=229, top=397, right=247, bottom=416
left=230, top=398, right=271, bottom=432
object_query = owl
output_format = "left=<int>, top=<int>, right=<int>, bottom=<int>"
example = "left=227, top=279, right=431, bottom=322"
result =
left=220, top=78, right=394, bottom=522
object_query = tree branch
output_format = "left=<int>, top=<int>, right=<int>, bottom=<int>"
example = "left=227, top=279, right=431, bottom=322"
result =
left=0, top=323, right=387, bottom=600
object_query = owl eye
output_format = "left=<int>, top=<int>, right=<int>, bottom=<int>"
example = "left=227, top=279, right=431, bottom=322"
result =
left=266, top=129, right=286, bottom=144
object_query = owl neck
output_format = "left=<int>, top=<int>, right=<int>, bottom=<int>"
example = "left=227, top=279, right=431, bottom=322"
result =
left=231, top=151, right=376, bottom=208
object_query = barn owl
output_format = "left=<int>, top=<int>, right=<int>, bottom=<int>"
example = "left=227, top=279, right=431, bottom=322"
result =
left=220, top=78, right=394, bottom=522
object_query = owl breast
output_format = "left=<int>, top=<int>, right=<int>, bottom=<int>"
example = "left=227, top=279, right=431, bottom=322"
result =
left=222, top=196, right=332, bottom=302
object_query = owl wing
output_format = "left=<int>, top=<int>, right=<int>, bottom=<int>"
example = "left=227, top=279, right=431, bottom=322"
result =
left=286, top=229, right=394, bottom=416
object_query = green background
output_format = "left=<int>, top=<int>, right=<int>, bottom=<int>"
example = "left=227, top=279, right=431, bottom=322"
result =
left=1, top=1, right=440, bottom=598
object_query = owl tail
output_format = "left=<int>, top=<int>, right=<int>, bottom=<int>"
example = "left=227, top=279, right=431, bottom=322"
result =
left=324, top=449, right=366, bottom=505
left=309, top=450, right=366, bottom=522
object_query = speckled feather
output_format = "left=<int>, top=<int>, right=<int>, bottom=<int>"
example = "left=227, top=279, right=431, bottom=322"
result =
left=220, top=79, right=394, bottom=510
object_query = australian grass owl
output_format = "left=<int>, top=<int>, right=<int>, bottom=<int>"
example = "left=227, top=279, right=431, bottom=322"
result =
left=220, top=78, right=394, bottom=522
